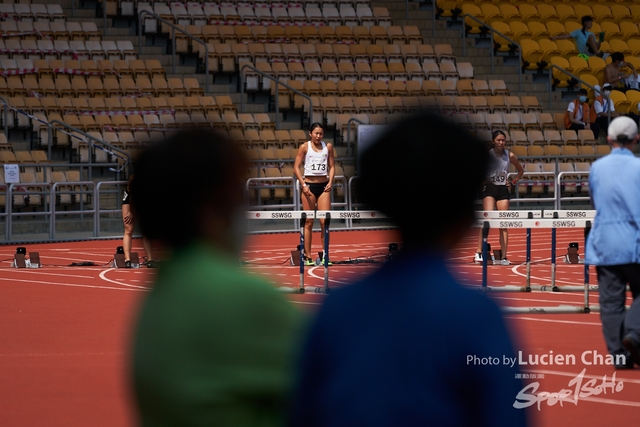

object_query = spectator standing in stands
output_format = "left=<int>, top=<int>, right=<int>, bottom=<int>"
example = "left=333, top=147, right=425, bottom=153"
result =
left=290, top=114, right=530, bottom=427
left=565, top=88, right=600, bottom=138
left=475, top=130, right=524, bottom=266
left=121, top=175, right=155, bottom=268
left=130, top=129, right=302, bottom=426
left=551, top=15, right=603, bottom=58
left=586, top=116, right=640, bottom=369
left=293, top=122, right=335, bottom=266
left=604, top=52, right=639, bottom=92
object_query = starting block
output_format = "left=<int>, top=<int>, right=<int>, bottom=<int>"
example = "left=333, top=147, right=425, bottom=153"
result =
left=564, top=242, right=582, bottom=264
left=290, top=245, right=302, bottom=266
left=13, top=251, right=41, bottom=268
left=113, top=252, right=140, bottom=268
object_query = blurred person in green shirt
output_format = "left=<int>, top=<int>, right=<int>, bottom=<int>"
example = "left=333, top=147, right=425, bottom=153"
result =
left=130, top=128, right=302, bottom=427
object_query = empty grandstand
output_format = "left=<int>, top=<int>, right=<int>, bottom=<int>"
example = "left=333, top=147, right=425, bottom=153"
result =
left=0, top=0, right=622, bottom=242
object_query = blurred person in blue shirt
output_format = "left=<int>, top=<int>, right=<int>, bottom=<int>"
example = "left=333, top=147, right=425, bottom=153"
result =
left=289, top=113, right=529, bottom=427
left=586, top=116, right=640, bottom=369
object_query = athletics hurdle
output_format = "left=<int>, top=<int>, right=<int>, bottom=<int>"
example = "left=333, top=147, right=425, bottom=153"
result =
left=245, top=210, right=387, bottom=294
left=475, top=210, right=542, bottom=292
left=474, top=210, right=599, bottom=314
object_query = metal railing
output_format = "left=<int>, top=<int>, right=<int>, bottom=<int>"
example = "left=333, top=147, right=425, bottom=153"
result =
left=48, top=120, right=130, bottom=181
left=0, top=96, right=10, bottom=137
left=5, top=182, right=52, bottom=240
left=239, top=63, right=313, bottom=129
left=0, top=163, right=593, bottom=241
left=95, top=180, right=126, bottom=236
left=461, top=14, right=523, bottom=92
left=431, top=0, right=436, bottom=37
left=345, top=117, right=366, bottom=158
left=557, top=170, right=590, bottom=209
left=138, top=9, right=210, bottom=93
left=49, top=180, right=96, bottom=239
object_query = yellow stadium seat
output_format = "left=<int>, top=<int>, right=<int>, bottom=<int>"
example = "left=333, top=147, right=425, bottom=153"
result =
left=593, top=5, right=615, bottom=24
left=620, top=22, right=640, bottom=43
left=519, top=4, right=541, bottom=24
left=568, top=56, right=591, bottom=79
left=461, top=4, right=485, bottom=36
left=499, top=4, right=521, bottom=23
left=628, top=88, right=640, bottom=116
left=538, top=39, right=561, bottom=67
left=491, top=22, right=515, bottom=53
left=564, top=21, right=581, bottom=35
left=509, top=21, right=532, bottom=43
left=609, top=90, right=631, bottom=114
left=550, top=56, right=573, bottom=89
left=609, top=39, right=631, bottom=57
left=546, top=21, right=566, bottom=39
left=622, top=55, right=640, bottom=74
left=573, top=5, right=594, bottom=21
left=629, top=5, right=640, bottom=20
left=521, top=39, right=544, bottom=71
left=435, top=0, right=461, bottom=19
left=627, top=39, right=640, bottom=57
left=612, top=5, right=634, bottom=25
left=480, top=3, right=503, bottom=24
left=556, top=39, right=578, bottom=58
left=556, top=5, right=578, bottom=26
left=537, top=4, right=559, bottom=24
left=587, top=56, right=606, bottom=85
left=601, top=22, right=624, bottom=42
left=528, top=22, right=550, bottom=43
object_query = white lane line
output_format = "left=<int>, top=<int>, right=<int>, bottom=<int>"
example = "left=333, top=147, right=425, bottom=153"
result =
left=0, top=276, right=147, bottom=292
left=507, top=316, right=602, bottom=326
left=99, top=268, right=151, bottom=289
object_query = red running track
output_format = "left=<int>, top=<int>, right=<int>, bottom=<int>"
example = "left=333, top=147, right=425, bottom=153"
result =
left=0, top=228, right=639, bottom=426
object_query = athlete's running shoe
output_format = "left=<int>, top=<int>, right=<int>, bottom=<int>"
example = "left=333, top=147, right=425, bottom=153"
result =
left=304, top=257, right=315, bottom=266
left=474, top=252, right=483, bottom=264
left=320, top=256, right=333, bottom=266
left=500, top=258, right=511, bottom=266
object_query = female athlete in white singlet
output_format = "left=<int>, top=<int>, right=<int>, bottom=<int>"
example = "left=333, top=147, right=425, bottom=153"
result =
left=294, top=123, right=335, bottom=265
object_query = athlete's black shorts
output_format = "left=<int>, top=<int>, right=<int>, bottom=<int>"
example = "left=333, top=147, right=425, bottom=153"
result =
left=481, top=182, right=510, bottom=201
left=305, top=181, right=328, bottom=199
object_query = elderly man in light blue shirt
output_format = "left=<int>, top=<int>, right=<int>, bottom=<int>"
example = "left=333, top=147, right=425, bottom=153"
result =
left=586, top=116, right=640, bottom=369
